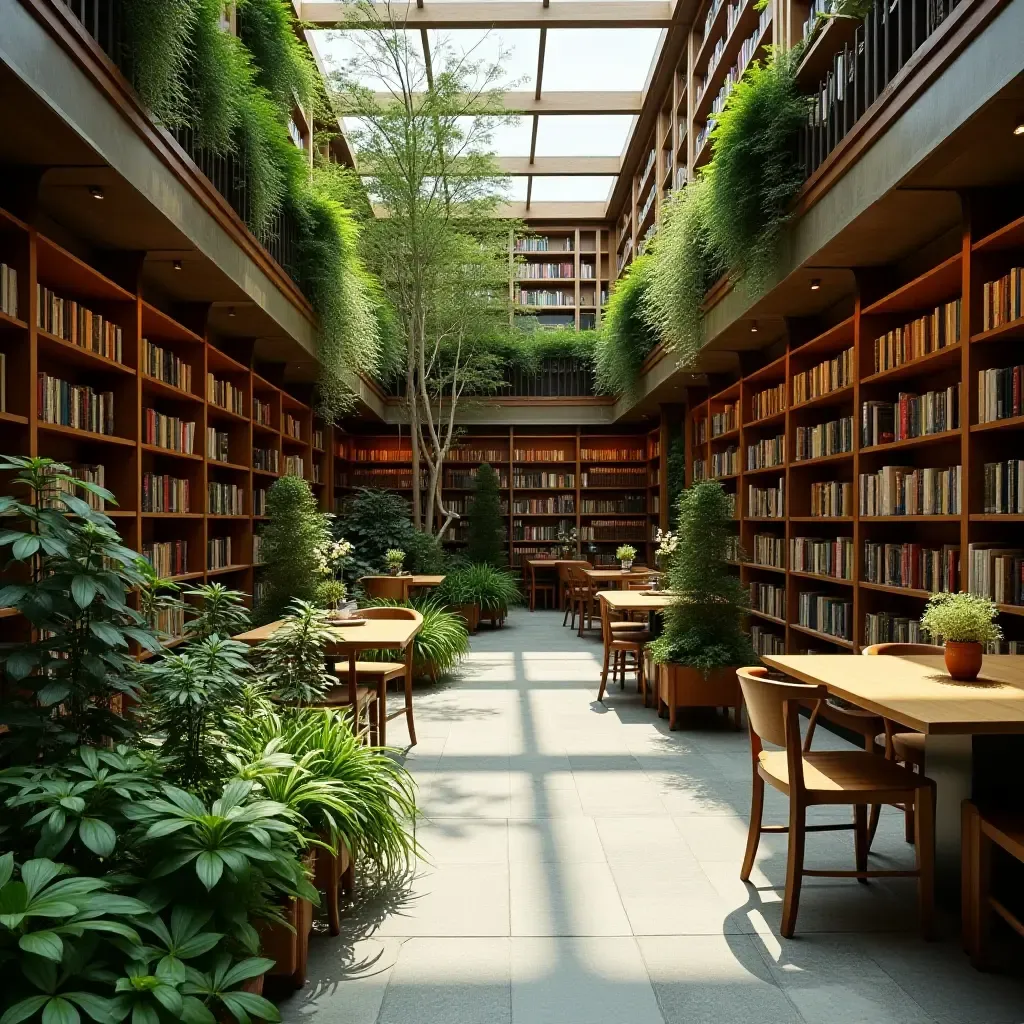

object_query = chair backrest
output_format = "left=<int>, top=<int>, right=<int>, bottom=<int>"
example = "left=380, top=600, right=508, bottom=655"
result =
left=362, top=576, right=410, bottom=602
left=626, top=578, right=653, bottom=591
left=862, top=642, right=943, bottom=656
left=736, top=666, right=826, bottom=750
left=359, top=606, right=419, bottom=621
left=558, top=560, right=592, bottom=586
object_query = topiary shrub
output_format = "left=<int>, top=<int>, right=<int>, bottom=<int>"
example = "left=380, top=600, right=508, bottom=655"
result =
left=258, top=475, right=329, bottom=621
left=649, top=481, right=755, bottom=671
left=704, top=47, right=809, bottom=293
left=594, top=254, right=660, bottom=397
left=466, top=463, right=507, bottom=567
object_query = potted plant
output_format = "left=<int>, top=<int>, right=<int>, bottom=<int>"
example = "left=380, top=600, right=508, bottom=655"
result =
left=654, top=528, right=677, bottom=573
left=616, top=544, right=638, bottom=572
left=649, top=481, right=755, bottom=729
left=385, top=548, right=406, bottom=576
left=315, top=578, right=348, bottom=617
left=440, top=564, right=520, bottom=629
left=920, top=592, right=1002, bottom=681
left=466, top=463, right=508, bottom=567
left=556, top=523, right=578, bottom=559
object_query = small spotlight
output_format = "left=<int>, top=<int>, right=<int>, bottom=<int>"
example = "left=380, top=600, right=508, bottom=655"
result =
left=88, top=186, right=104, bottom=200
left=227, top=307, right=236, bottom=319
left=1014, top=123, right=1024, bottom=136
left=810, top=278, right=821, bottom=291
left=172, top=259, right=183, bottom=272
left=750, top=321, right=759, bottom=333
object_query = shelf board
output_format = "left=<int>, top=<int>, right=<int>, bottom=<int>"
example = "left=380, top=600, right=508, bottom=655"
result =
left=860, top=514, right=961, bottom=522
left=0, top=410, right=29, bottom=425
left=709, top=427, right=739, bottom=443
left=861, top=253, right=961, bottom=316
left=744, top=562, right=786, bottom=575
left=252, top=421, right=280, bottom=436
left=208, top=514, right=249, bottom=521
left=860, top=343, right=961, bottom=384
left=748, top=608, right=787, bottom=626
left=0, top=309, right=29, bottom=331
left=790, top=515, right=853, bottom=522
left=970, top=514, right=1024, bottom=522
left=744, top=409, right=786, bottom=429
left=207, top=564, right=248, bottom=576
left=970, top=318, right=1024, bottom=345
left=744, top=516, right=786, bottom=523
left=207, top=403, right=249, bottom=424
left=37, top=234, right=135, bottom=303
left=141, top=301, right=205, bottom=346
left=859, top=428, right=961, bottom=454
left=38, top=422, right=135, bottom=447
left=141, top=443, right=202, bottom=462
left=282, top=434, right=307, bottom=448
left=207, top=347, right=249, bottom=375
left=37, top=330, right=135, bottom=376
left=789, top=451, right=852, bottom=468
left=142, top=375, right=203, bottom=404
left=789, top=569, right=854, bottom=587
left=744, top=463, right=787, bottom=477
left=209, top=460, right=250, bottom=473
left=997, top=604, right=1024, bottom=618
left=971, top=414, right=1024, bottom=433
left=790, top=385, right=854, bottom=413
left=859, top=580, right=930, bottom=599
left=143, top=511, right=202, bottom=519
left=789, top=623, right=855, bottom=649
left=253, top=468, right=281, bottom=478
left=169, top=571, right=205, bottom=582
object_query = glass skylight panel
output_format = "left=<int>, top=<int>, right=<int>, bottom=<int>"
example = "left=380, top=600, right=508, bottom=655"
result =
left=438, top=29, right=539, bottom=91
left=541, top=29, right=664, bottom=91
left=534, top=115, right=634, bottom=157
left=530, top=176, right=617, bottom=202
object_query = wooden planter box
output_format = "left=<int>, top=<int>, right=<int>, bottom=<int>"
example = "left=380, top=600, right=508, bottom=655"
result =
left=313, top=837, right=354, bottom=937
left=657, top=663, right=742, bottom=730
left=259, top=853, right=316, bottom=989
left=455, top=603, right=480, bottom=634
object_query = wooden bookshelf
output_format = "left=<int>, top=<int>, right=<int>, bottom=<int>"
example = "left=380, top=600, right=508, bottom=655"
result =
left=335, top=426, right=664, bottom=568
left=0, top=208, right=333, bottom=630
left=685, top=210, right=1024, bottom=657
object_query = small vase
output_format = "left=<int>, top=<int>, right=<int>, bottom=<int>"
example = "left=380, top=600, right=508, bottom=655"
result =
left=390, top=566, right=401, bottom=576
left=621, top=559, right=633, bottom=572
left=944, top=641, right=983, bottom=681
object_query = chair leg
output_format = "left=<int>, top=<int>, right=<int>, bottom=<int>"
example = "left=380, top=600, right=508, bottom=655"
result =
left=964, top=802, right=991, bottom=967
left=904, top=800, right=916, bottom=845
left=854, top=804, right=869, bottom=884
left=781, top=800, right=807, bottom=939
left=618, top=651, right=625, bottom=691
left=563, top=596, right=571, bottom=626
left=740, top=772, right=764, bottom=882
left=598, top=645, right=610, bottom=702
left=802, top=702, right=821, bottom=752
left=341, top=858, right=355, bottom=896
left=867, top=802, right=882, bottom=852
left=637, top=650, right=645, bottom=699
left=369, top=699, right=379, bottom=747
left=404, top=661, right=417, bottom=747
left=914, top=783, right=936, bottom=940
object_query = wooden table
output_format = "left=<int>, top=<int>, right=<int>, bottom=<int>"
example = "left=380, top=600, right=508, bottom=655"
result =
left=583, top=568, right=659, bottom=589
left=408, top=574, right=445, bottom=589
left=762, top=652, right=1024, bottom=882
left=235, top=615, right=423, bottom=747
left=599, top=591, right=674, bottom=612
left=525, top=559, right=570, bottom=611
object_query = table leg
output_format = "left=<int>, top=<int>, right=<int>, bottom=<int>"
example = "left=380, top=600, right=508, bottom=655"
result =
left=923, top=734, right=973, bottom=889
left=377, top=675, right=386, bottom=747
left=349, top=651, right=360, bottom=738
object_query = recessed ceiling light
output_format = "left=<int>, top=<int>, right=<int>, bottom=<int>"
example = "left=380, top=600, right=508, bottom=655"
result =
left=1014, top=123, right=1024, bottom=136
left=750, top=322, right=758, bottom=333
left=810, top=278, right=821, bottom=291
left=88, top=186, right=104, bottom=199
left=228, top=307, right=236, bottom=318
left=173, top=260, right=183, bottom=271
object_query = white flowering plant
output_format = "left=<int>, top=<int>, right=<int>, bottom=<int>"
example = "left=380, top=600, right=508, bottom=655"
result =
left=315, top=536, right=355, bottom=580
left=654, top=528, right=678, bottom=559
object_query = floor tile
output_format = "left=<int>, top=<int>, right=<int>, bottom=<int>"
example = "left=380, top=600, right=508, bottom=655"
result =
left=507, top=816, right=607, bottom=864
left=510, top=859, right=632, bottom=936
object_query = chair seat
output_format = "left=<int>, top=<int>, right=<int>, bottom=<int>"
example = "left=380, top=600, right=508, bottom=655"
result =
left=610, top=620, right=647, bottom=632
left=610, top=632, right=652, bottom=649
left=321, top=683, right=377, bottom=708
left=758, top=749, right=928, bottom=802
left=335, top=660, right=407, bottom=680
left=875, top=730, right=926, bottom=764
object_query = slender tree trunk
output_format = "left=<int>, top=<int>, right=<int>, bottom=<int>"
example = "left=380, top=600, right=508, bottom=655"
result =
left=407, top=327, right=421, bottom=530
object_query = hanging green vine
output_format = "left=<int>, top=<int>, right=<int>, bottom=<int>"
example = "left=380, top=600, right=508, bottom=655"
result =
left=121, top=0, right=195, bottom=125
left=594, top=253, right=659, bottom=397
left=704, top=47, right=809, bottom=293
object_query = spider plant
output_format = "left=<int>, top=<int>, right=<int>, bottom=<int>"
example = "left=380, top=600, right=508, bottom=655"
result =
left=438, top=564, right=521, bottom=617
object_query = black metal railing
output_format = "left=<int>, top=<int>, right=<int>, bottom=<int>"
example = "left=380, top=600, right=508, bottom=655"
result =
left=802, top=0, right=965, bottom=178
left=60, top=0, right=300, bottom=285
left=386, top=357, right=598, bottom=399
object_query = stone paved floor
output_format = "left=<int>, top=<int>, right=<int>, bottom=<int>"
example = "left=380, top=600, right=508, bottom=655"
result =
left=281, top=609, right=1024, bottom=1024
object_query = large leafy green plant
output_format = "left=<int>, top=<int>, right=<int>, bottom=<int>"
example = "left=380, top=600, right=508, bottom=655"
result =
left=335, top=489, right=416, bottom=587
left=257, top=476, right=329, bottom=621
left=594, top=254, right=659, bottom=397
left=439, top=564, right=520, bottom=617
left=182, top=584, right=251, bottom=642
left=649, top=481, right=755, bottom=671
left=227, top=707, right=418, bottom=875
left=0, top=457, right=162, bottom=758
left=255, top=600, right=336, bottom=706
left=465, top=464, right=507, bottom=567
left=705, top=48, right=808, bottom=293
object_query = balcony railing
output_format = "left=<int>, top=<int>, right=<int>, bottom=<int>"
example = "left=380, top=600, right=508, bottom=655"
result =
left=59, top=0, right=299, bottom=284
left=801, top=0, right=964, bottom=179
left=387, top=357, right=599, bottom=399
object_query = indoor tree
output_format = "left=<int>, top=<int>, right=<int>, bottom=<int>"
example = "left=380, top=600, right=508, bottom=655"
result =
left=465, top=463, right=507, bottom=567
left=329, top=4, right=517, bottom=536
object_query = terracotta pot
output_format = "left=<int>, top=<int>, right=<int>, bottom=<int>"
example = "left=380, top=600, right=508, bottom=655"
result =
left=657, top=663, right=742, bottom=731
left=314, top=836, right=354, bottom=937
left=455, top=602, right=480, bottom=634
left=258, top=853, right=315, bottom=989
left=944, top=641, right=983, bottom=681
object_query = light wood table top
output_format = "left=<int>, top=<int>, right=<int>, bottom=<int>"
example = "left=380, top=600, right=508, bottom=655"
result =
left=600, top=590, right=674, bottom=611
left=235, top=615, right=422, bottom=654
left=762, top=653, right=1024, bottom=735
left=583, top=568, right=659, bottom=585
left=526, top=559, right=571, bottom=569
left=408, top=574, right=445, bottom=588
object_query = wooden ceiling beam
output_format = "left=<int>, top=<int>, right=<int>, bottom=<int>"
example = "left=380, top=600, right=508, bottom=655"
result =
left=358, top=155, right=619, bottom=175
left=495, top=201, right=609, bottom=219
left=362, top=90, right=644, bottom=114
left=301, top=1, right=676, bottom=29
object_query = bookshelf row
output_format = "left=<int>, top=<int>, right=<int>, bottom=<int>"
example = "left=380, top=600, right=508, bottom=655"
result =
left=684, top=209, right=1024, bottom=655
left=335, top=426, right=667, bottom=567
left=0, top=205, right=333, bottom=621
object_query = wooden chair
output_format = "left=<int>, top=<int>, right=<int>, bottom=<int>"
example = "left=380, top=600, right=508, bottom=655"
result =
left=558, top=560, right=592, bottom=624
left=736, top=665, right=936, bottom=939
left=863, top=642, right=939, bottom=843
left=339, top=606, right=420, bottom=747
left=320, top=672, right=380, bottom=746
left=569, top=565, right=601, bottom=636
left=527, top=561, right=557, bottom=612
left=597, top=594, right=651, bottom=704
left=362, top=575, right=411, bottom=602
left=962, top=801, right=1024, bottom=969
